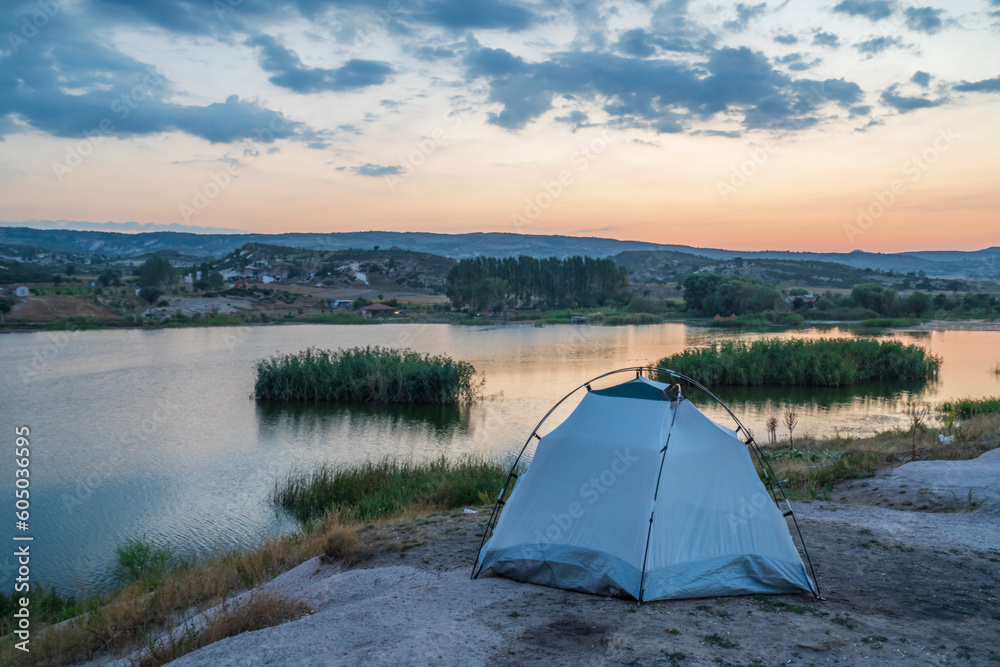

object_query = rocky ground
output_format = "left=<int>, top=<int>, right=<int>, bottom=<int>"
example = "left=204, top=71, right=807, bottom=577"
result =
left=160, top=450, right=1000, bottom=667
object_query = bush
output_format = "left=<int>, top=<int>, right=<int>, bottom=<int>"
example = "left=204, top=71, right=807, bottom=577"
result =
left=114, top=537, right=181, bottom=585
left=253, top=346, right=483, bottom=404
left=658, top=338, right=940, bottom=386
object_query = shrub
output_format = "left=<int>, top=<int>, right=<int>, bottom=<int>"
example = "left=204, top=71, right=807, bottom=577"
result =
left=253, top=346, right=483, bottom=404
left=658, top=338, right=940, bottom=386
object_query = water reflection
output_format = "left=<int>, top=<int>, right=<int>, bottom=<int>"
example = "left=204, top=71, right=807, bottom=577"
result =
left=704, top=379, right=933, bottom=410
left=256, top=401, right=467, bottom=438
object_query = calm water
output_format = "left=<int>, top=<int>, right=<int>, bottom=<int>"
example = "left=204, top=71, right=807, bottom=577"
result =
left=2, top=323, right=998, bottom=594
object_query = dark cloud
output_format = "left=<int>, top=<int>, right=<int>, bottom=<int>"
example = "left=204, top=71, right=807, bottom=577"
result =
left=0, top=11, right=322, bottom=145
left=463, top=45, right=861, bottom=133
left=904, top=7, right=944, bottom=34
left=617, top=28, right=658, bottom=58
left=353, top=163, right=403, bottom=176
left=248, top=35, right=392, bottom=93
left=856, top=36, right=902, bottom=54
left=831, top=1, right=894, bottom=20
left=723, top=3, right=768, bottom=32
left=911, top=71, right=931, bottom=87
left=416, top=0, right=534, bottom=31
left=880, top=84, right=942, bottom=111
left=90, top=0, right=536, bottom=35
left=812, top=31, right=840, bottom=47
left=773, top=34, right=798, bottom=44
left=953, top=75, right=1000, bottom=92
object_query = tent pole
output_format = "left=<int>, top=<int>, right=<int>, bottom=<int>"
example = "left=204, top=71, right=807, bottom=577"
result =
left=636, top=396, right=681, bottom=605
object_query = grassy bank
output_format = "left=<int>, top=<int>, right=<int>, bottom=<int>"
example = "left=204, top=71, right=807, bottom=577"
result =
left=0, top=456, right=506, bottom=665
left=253, top=346, right=482, bottom=404
left=760, top=412, right=1000, bottom=499
left=273, top=456, right=508, bottom=524
left=658, top=338, right=940, bottom=386
left=4, top=415, right=998, bottom=664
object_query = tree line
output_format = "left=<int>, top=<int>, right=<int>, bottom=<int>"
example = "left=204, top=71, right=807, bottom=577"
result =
left=445, top=255, right=629, bottom=310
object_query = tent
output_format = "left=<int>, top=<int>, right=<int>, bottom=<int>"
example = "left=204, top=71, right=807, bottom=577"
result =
left=473, top=368, right=819, bottom=602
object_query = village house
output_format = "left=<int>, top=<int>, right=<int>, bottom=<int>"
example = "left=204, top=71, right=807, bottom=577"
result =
left=358, top=303, right=397, bottom=318
left=10, top=284, right=31, bottom=297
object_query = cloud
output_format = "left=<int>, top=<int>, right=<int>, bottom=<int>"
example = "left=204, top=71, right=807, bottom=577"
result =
left=463, top=45, right=862, bottom=133
left=911, top=71, right=931, bottom=87
left=812, top=31, right=840, bottom=47
left=775, top=53, right=822, bottom=71
left=415, top=0, right=535, bottom=31
left=953, top=75, right=1000, bottom=92
left=413, top=46, right=456, bottom=61
left=617, top=28, right=658, bottom=58
left=648, top=0, right=717, bottom=53
left=353, top=163, right=403, bottom=176
left=880, top=84, right=942, bottom=111
left=856, top=35, right=902, bottom=54
left=849, top=104, right=872, bottom=116
left=904, top=7, right=944, bottom=34
left=773, top=33, right=798, bottom=44
left=248, top=35, right=392, bottom=93
left=831, top=1, right=894, bottom=20
left=723, top=3, right=768, bottom=32
left=554, top=110, right=590, bottom=130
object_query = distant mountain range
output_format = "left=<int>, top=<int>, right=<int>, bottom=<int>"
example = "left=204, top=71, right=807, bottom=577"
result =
left=0, top=225, right=996, bottom=279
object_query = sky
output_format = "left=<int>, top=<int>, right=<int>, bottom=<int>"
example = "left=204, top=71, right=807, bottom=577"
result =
left=0, top=0, right=998, bottom=252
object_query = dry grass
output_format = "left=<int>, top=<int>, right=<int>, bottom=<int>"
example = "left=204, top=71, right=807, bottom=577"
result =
left=321, top=525, right=371, bottom=566
left=761, top=413, right=1000, bottom=499
left=134, top=592, right=310, bottom=667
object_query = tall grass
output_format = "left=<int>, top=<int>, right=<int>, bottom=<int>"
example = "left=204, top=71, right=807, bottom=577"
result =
left=761, top=413, right=1000, bottom=499
left=941, top=397, right=1000, bottom=419
left=253, top=346, right=482, bottom=404
left=658, top=338, right=940, bottom=386
left=272, top=456, right=508, bottom=523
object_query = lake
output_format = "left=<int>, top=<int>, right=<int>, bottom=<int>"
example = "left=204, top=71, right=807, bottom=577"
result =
left=2, top=323, right=998, bottom=595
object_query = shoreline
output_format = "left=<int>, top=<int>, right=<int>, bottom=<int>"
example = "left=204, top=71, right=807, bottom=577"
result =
left=2, top=315, right=998, bottom=335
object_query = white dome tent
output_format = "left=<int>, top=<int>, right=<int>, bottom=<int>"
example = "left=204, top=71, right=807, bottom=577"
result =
left=472, top=367, right=820, bottom=603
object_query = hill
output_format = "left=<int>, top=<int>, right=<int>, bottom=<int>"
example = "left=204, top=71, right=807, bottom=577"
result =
left=0, top=225, right=996, bottom=279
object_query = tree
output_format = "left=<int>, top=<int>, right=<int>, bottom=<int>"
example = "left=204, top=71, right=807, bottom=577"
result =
left=766, top=415, right=778, bottom=444
left=138, top=287, right=162, bottom=305
left=138, top=255, right=175, bottom=287
left=206, top=271, right=224, bottom=291
left=783, top=410, right=798, bottom=448
left=851, top=283, right=896, bottom=315
left=0, top=297, right=11, bottom=323
left=903, top=291, right=933, bottom=317
left=98, top=271, right=121, bottom=287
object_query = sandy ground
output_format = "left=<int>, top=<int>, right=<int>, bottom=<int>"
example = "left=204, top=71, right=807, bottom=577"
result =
left=161, top=450, right=1000, bottom=667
